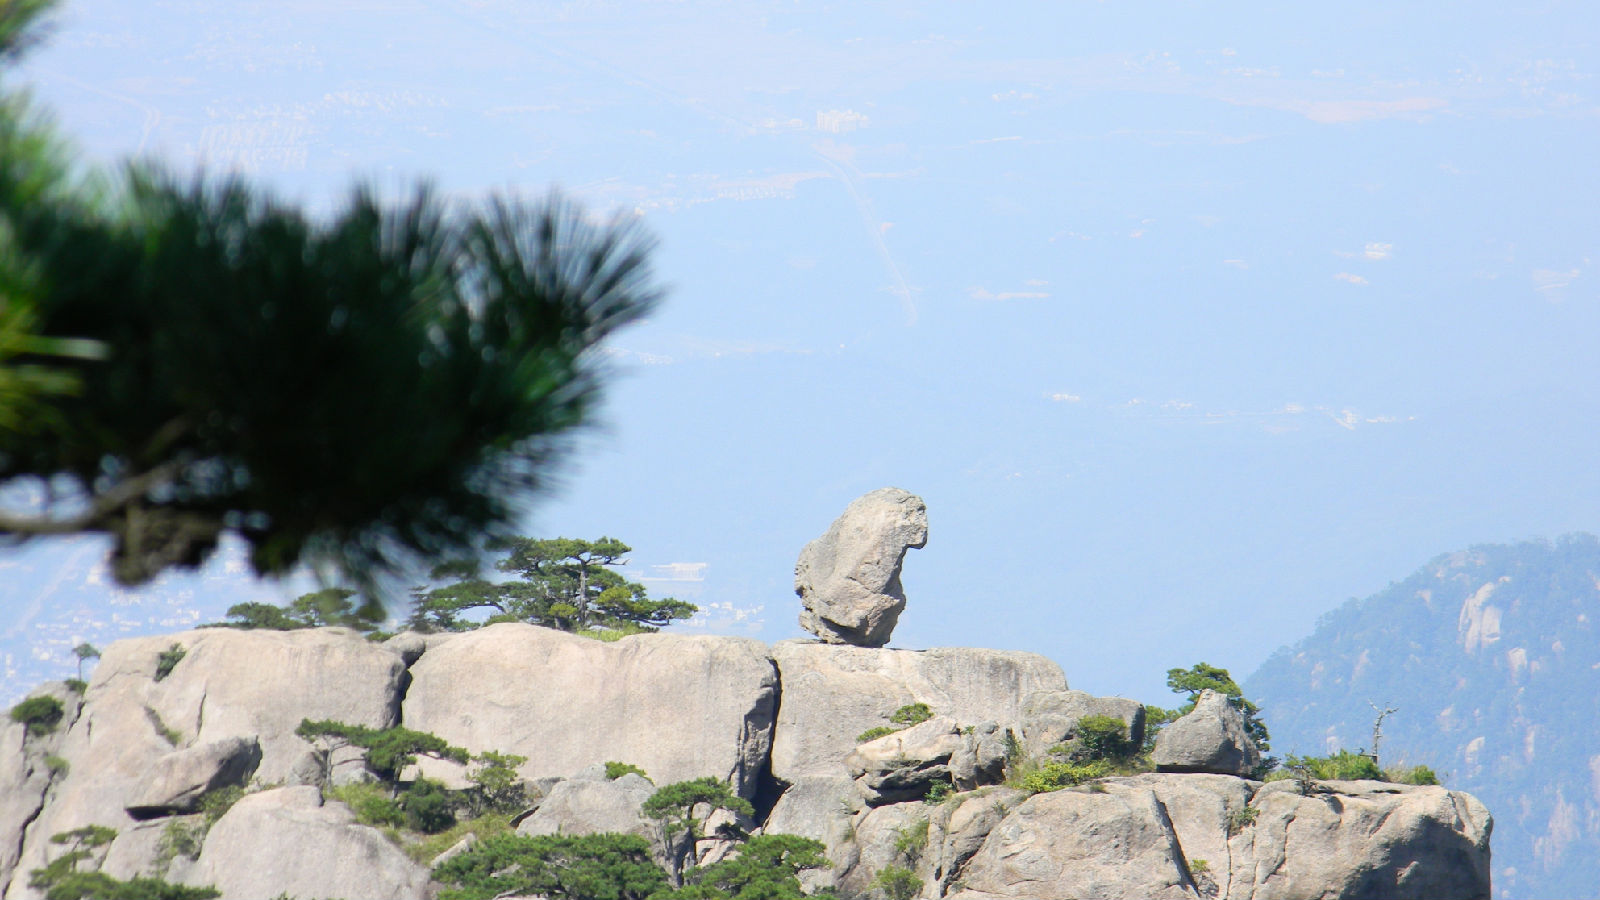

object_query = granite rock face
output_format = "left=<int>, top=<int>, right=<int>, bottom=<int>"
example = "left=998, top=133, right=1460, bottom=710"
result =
left=402, top=623, right=778, bottom=798
left=769, top=641, right=1068, bottom=783
left=0, top=684, right=79, bottom=891
left=1231, top=779, right=1494, bottom=900
left=185, top=786, right=430, bottom=900
left=1020, top=689, right=1146, bottom=759
left=517, top=769, right=658, bottom=842
left=1152, top=689, right=1263, bottom=776
left=2, top=627, right=406, bottom=898
left=0, top=624, right=1492, bottom=900
left=795, top=487, right=928, bottom=646
left=125, top=736, right=262, bottom=819
left=847, top=716, right=1007, bottom=805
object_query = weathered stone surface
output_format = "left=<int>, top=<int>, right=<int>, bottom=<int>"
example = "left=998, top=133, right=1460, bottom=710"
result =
left=835, top=799, right=937, bottom=898
left=770, top=641, right=1067, bottom=782
left=101, top=817, right=201, bottom=885
left=950, top=722, right=1009, bottom=791
left=1020, top=689, right=1146, bottom=759
left=848, top=716, right=966, bottom=805
left=403, top=623, right=778, bottom=797
left=950, top=783, right=1197, bottom=899
left=0, top=684, right=78, bottom=892
left=125, top=737, right=262, bottom=819
left=1123, top=772, right=1254, bottom=893
left=381, top=631, right=429, bottom=666
left=1230, top=779, right=1493, bottom=900
left=795, top=487, right=928, bottom=646
left=4, top=628, right=405, bottom=896
left=928, top=787, right=1026, bottom=894
left=762, top=775, right=862, bottom=893
left=847, top=716, right=1007, bottom=806
left=517, top=771, right=657, bottom=841
left=1153, top=689, right=1262, bottom=776
left=0, top=622, right=1496, bottom=900
left=186, top=786, right=430, bottom=900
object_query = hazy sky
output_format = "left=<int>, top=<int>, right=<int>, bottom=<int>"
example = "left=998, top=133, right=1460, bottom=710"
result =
left=4, top=0, right=1596, bottom=702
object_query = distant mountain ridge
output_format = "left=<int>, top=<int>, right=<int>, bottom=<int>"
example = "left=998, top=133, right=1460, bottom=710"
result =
left=1245, top=533, right=1600, bottom=900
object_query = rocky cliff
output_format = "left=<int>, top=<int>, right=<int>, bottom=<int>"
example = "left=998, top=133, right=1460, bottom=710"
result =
left=1, top=623, right=1490, bottom=899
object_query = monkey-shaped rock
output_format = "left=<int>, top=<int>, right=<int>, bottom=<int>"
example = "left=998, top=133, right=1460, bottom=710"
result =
left=795, top=487, right=927, bottom=647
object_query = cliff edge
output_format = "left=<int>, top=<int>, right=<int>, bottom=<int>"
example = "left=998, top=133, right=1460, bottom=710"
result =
left=1, top=624, right=1491, bottom=899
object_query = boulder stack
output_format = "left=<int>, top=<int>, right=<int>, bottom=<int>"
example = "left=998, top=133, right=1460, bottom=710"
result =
left=1152, top=689, right=1263, bottom=776
left=795, top=487, right=927, bottom=647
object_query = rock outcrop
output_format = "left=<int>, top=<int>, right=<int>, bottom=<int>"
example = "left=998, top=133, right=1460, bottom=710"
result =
left=1020, top=688, right=1146, bottom=759
left=187, top=786, right=431, bottom=900
left=0, top=625, right=1492, bottom=900
left=847, top=716, right=1007, bottom=805
left=3, top=627, right=406, bottom=897
left=1152, top=689, right=1263, bottom=776
left=125, top=736, right=262, bottom=819
left=795, top=487, right=928, bottom=646
left=517, top=766, right=658, bottom=842
left=402, top=623, right=778, bottom=798
left=769, top=640, right=1068, bottom=782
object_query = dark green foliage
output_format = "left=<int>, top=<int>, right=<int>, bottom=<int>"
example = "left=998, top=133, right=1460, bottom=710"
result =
left=1164, top=662, right=1270, bottom=751
left=9, top=694, right=63, bottom=736
left=35, top=871, right=219, bottom=900
left=465, top=751, right=530, bottom=816
left=144, top=706, right=183, bottom=746
left=644, top=777, right=755, bottom=885
left=402, top=777, right=456, bottom=834
left=605, top=761, right=649, bottom=781
left=856, top=703, right=935, bottom=744
left=70, top=643, right=99, bottom=681
left=44, top=754, right=68, bottom=775
left=1227, top=805, right=1259, bottom=835
left=154, top=644, right=186, bottom=681
left=49, top=826, right=116, bottom=849
left=1390, top=764, right=1440, bottom=786
left=871, top=865, right=922, bottom=900
left=157, top=820, right=203, bottom=865
left=889, top=703, right=932, bottom=727
left=1064, top=714, right=1135, bottom=762
left=63, top=679, right=86, bottom=694
left=211, top=602, right=300, bottom=631
left=642, top=778, right=754, bottom=838
left=659, top=834, right=831, bottom=899
left=198, top=784, right=245, bottom=824
left=210, top=589, right=386, bottom=633
left=856, top=726, right=897, bottom=744
left=328, top=781, right=406, bottom=828
left=0, top=0, right=659, bottom=591
left=1141, top=705, right=1181, bottom=755
left=1012, top=759, right=1111, bottom=794
left=295, top=719, right=469, bottom=784
left=1284, top=750, right=1382, bottom=781
left=433, top=832, right=667, bottom=900
left=892, top=818, right=930, bottom=859
left=409, top=537, right=696, bottom=636
left=923, top=780, right=953, bottom=804
left=30, top=825, right=219, bottom=900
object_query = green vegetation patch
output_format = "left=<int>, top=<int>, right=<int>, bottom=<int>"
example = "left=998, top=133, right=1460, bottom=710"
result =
left=604, top=761, right=648, bottom=781
left=31, top=826, right=220, bottom=900
left=432, top=832, right=666, bottom=900
left=1010, top=759, right=1112, bottom=794
left=154, top=644, right=187, bottom=682
left=9, top=695, right=63, bottom=737
left=871, top=865, right=923, bottom=900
